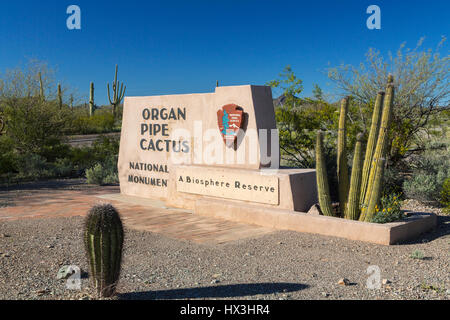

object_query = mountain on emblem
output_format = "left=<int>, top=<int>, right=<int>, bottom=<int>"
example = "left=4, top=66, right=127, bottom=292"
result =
left=217, top=104, right=244, bottom=147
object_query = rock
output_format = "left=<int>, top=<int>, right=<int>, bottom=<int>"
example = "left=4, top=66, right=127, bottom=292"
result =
left=0, top=253, right=11, bottom=258
left=338, top=278, right=351, bottom=286
left=211, top=279, right=220, bottom=284
left=307, top=204, right=322, bottom=215
left=0, top=234, right=11, bottom=238
left=446, top=289, right=450, bottom=295
left=321, top=292, right=330, bottom=297
left=382, top=279, right=391, bottom=285
left=35, top=289, right=50, bottom=296
left=46, top=245, right=54, bottom=249
left=57, top=266, right=76, bottom=280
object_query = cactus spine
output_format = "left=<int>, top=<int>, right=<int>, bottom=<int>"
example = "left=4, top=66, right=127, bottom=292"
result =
left=360, top=91, right=384, bottom=202
left=316, top=131, right=334, bottom=217
left=84, top=204, right=124, bottom=297
left=337, top=97, right=350, bottom=217
left=346, top=133, right=364, bottom=220
left=57, top=84, right=63, bottom=109
left=360, top=76, right=395, bottom=222
left=89, top=82, right=95, bottom=117
left=107, top=65, right=126, bottom=119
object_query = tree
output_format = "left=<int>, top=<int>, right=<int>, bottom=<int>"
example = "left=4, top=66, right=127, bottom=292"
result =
left=327, top=38, right=450, bottom=164
left=0, top=61, right=72, bottom=160
left=269, top=66, right=339, bottom=168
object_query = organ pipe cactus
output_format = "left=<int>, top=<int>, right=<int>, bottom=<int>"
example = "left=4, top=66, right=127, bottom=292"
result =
left=84, top=204, right=124, bottom=297
left=346, top=133, right=364, bottom=220
left=337, top=97, right=350, bottom=217
left=315, top=131, right=334, bottom=217
left=107, top=65, right=126, bottom=119
left=89, top=82, right=95, bottom=117
left=360, top=91, right=384, bottom=202
left=360, top=77, right=395, bottom=222
left=364, top=158, right=386, bottom=222
left=315, top=75, right=395, bottom=222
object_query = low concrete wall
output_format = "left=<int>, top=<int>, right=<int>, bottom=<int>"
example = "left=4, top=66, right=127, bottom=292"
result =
left=195, top=199, right=437, bottom=245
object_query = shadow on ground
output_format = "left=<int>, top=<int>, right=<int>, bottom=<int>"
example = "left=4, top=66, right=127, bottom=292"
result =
left=401, top=214, right=450, bottom=245
left=118, top=282, right=309, bottom=300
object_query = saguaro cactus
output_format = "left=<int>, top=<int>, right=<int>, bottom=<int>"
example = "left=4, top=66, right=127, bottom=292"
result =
left=84, top=204, right=124, bottom=297
left=360, top=91, right=384, bottom=202
left=38, top=72, right=45, bottom=100
left=89, top=82, right=95, bottom=117
left=337, top=97, right=350, bottom=217
left=346, top=133, right=364, bottom=220
left=57, top=84, right=63, bottom=109
left=315, top=131, right=334, bottom=217
left=107, top=65, right=126, bottom=119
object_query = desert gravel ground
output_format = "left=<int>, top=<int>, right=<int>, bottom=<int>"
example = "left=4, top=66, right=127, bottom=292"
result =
left=0, top=182, right=448, bottom=300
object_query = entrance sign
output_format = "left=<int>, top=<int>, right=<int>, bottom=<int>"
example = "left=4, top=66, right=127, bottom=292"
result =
left=118, top=85, right=317, bottom=212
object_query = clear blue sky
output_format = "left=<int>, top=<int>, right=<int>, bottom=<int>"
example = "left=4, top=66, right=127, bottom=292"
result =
left=0, top=0, right=448, bottom=105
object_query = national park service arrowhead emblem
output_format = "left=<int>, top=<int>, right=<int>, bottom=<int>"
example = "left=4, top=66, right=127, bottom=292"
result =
left=217, top=104, right=244, bottom=147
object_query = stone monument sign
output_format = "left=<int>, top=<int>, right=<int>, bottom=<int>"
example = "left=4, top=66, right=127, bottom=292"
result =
left=118, top=85, right=317, bottom=212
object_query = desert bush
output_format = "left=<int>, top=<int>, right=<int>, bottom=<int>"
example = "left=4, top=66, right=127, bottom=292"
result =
left=382, top=165, right=405, bottom=197
left=328, top=38, right=450, bottom=166
left=86, top=155, right=119, bottom=185
left=440, top=178, right=450, bottom=214
left=403, top=147, right=450, bottom=203
left=371, top=193, right=404, bottom=224
left=68, top=108, right=117, bottom=135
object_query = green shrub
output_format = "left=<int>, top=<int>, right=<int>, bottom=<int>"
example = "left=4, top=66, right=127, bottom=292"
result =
left=382, top=165, right=405, bottom=198
left=371, top=193, right=404, bottom=224
left=68, top=108, right=117, bottom=135
left=0, top=136, right=17, bottom=175
left=441, top=178, right=450, bottom=214
left=86, top=155, right=119, bottom=185
left=403, top=148, right=450, bottom=203
left=410, top=250, right=425, bottom=260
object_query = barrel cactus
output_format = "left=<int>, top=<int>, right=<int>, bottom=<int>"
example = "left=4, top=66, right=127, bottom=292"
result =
left=84, top=204, right=124, bottom=297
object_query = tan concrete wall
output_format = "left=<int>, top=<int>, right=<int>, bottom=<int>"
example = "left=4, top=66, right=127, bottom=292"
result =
left=118, top=85, right=278, bottom=201
left=165, top=165, right=317, bottom=212
left=195, top=199, right=437, bottom=245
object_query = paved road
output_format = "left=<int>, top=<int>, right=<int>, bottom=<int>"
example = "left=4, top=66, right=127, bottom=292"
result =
left=67, top=132, right=120, bottom=147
